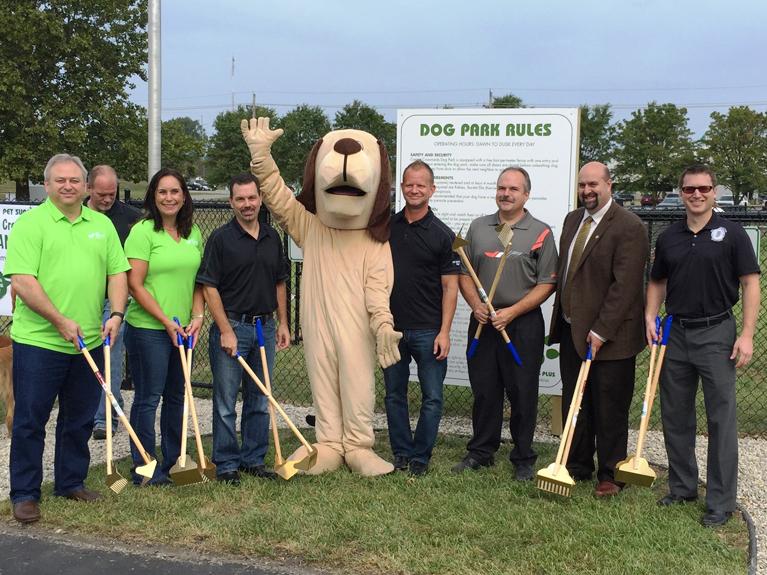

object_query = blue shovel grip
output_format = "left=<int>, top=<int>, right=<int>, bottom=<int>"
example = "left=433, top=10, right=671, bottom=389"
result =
left=188, top=334, right=194, bottom=350
left=506, top=340, right=523, bottom=366
left=467, top=338, right=479, bottom=359
left=105, top=334, right=111, bottom=346
left=77, top=335, right=86, bottom=350
left=661, top=315, right=673, bottom=345
left=256, top=318, right=265, bottom=347
left=653, top=316, right=661, bottom=345
left=586, top=343, right=592, bottom=361
left=172, top=316, right=184, bottom=347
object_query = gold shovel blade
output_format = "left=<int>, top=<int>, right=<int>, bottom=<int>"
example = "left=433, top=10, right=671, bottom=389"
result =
left=106, top=464, right=128, bottom=495
left=274, top=460, right=299, bottom=481
left=615, top=456, right=656, bottom=487
left=452, top=235, right=469, bottom=250
left=198, top=457, right=216, bottom=482
left=293, top=447, right=318, bottom=471
left=135, top=459, right=158, bottom=484
left=170, top=455, right=206, bottom=486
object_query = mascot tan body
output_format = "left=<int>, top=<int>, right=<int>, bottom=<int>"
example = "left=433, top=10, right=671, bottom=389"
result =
left=241, top=118, right=402, bottom=477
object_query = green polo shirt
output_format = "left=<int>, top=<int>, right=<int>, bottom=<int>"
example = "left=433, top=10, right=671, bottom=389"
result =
left=5, top=199, right=130, bottom=353
left=125, top=220, right=202, bottom=330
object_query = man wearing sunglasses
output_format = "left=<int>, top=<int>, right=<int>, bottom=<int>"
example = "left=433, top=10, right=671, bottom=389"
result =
left=646, top=164, right=760, bottom=527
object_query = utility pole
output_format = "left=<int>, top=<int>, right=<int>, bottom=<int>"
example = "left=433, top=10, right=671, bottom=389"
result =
left=147, top=0, right=162, bottom=180
left=231, top=57, right=235, bottom=111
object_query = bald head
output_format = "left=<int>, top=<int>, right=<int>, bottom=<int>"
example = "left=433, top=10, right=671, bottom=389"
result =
left=578, top=162, right=612, bottom=214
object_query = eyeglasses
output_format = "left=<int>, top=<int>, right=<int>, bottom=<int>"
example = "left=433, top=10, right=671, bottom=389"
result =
left=681, top=185, right=714, bottom=195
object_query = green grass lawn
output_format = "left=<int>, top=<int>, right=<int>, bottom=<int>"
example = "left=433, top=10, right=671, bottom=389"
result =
left=1, top=432, right=748, bottom=575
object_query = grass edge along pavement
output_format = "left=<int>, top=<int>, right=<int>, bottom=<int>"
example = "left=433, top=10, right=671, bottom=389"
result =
left=1, top=432, right=748, bottom=575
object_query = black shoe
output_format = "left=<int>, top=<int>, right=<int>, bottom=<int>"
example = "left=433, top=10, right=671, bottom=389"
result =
left=657, top=493, right=698, bottom=506
left=393, top=455, right=410, bottom=471
left=409, top=460, right=428, bottom=476
left=514, top=464, right=534, bottom=482
left=92, top=428, right=107, bottom=440
left=451, top=455, right=494, bottom=474
left=701, top=509, right=732, bottom=527
left=570, top=471, right=593, bottom=482
left=218, top=470, right=241, bottom=486
left=240, top=464, right=277, bottom=480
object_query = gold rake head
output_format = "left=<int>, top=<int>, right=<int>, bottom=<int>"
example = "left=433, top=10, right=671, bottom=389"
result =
left=107, top=477, right=128, bottom=494
left=536, top=479, right=573, bottom=497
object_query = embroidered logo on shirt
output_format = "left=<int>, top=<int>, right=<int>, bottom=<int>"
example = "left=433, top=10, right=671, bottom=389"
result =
left=185, top=239, right=200, bottom=247
left=711, top=227, right=727, bottom=242
left=87, top=232, right=105, bottom=241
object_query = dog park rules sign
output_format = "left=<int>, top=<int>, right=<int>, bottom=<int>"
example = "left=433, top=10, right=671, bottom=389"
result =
left=396, top=108, right=580, bottom=394
left=0, top=203, right=34, bottom=316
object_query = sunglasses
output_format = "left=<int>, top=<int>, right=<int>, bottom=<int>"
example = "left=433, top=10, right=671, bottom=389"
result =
left=680, top=185, right=714, bottom=194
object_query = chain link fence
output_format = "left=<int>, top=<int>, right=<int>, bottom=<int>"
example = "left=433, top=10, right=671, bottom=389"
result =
left=1, top=201, right=765, bottom=438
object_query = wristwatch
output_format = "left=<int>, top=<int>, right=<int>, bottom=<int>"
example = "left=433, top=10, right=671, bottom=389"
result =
left=110, top=311, right=125, bottom=320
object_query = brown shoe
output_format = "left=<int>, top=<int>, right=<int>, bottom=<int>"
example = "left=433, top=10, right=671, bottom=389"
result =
left=64, top=488, right=102, bottom=502
left=594, top=480, right=622, bottom=497
left=13, top=500, right=41, bottom=524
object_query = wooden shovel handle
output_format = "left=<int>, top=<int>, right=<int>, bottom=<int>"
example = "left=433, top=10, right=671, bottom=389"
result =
left=237, top=355, right=314, bottom=452
left=259, top=347, right=284, bottom=464
left=553, top=359, right=586, bottom=467
left=474, top=240, right=512, bottom=341
left=633, top=343, right=659, bottom=462
left=558, top=358, right=593, bottom=470
left=80, top=344, right=152, bottom=465
left=177, top=344, right=208, bottom=469
left=104, top=343, right=113, bottom=474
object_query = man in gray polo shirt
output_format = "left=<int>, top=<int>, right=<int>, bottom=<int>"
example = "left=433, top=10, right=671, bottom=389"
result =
left=453, top=166, right=558, bottom=480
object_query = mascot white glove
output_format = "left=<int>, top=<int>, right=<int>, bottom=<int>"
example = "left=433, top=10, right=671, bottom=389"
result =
left=240, top=117, right=283, bottom=162
left=376, top=324, right=403, bottom=369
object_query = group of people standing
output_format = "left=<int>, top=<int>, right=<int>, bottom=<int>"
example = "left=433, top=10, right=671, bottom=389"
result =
left=7, top=154, right=289, bottom=524
left=5, top=152, right=759, bottom=532
left=387, top=159, right=759, bottom=528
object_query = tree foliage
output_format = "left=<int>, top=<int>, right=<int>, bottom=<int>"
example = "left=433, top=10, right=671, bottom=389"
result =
left=334, top=100, right=396, bottom=170
left=0, top=0, right=147, bottom=198
left=488, top=93, right=525, bottom=108
left=206, top=106, right=276, bottom=186
left=702, top=106, right=767, bottom=204
left=579, top=104, right=616, bottom=165
left=272, top=105, right=331, bottom=187
left=613, top=102, right=698, bottom=199
left=162, top=117, right=207, bottom=178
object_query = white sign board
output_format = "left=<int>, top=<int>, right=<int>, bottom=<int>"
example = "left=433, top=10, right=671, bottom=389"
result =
left=0, top=203, right=35, bottom=315
left=396, top=108, right=580, bottom=394
left=744, top=226, right=760, bottom=261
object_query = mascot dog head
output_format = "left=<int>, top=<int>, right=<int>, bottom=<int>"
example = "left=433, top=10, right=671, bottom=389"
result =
left=297, top=129, right=392, bottom=242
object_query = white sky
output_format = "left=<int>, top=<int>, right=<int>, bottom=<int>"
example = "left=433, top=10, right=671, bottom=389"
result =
left=130, top=0, right=767, bottom=138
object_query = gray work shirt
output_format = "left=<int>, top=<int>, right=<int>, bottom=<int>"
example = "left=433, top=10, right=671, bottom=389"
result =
left=462, top=210, right=558, bottom=306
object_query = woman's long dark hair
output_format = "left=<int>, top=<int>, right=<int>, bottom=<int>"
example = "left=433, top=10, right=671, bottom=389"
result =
left=142, top=168, right=194, bottom=238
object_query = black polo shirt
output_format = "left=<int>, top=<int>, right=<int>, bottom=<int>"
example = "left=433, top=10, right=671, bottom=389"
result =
left=84, top=198, right=141, bottom=246
left=650, top=212, right=760, bottom=318
left=196, top=218, right=289, bottom=315
left=389, top=208, right=461, bottom=330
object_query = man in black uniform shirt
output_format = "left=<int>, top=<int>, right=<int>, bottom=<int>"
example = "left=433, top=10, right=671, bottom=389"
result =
left=196, top=173, right=290, bottom=485
left=86, top=165, right=141, bottom=438
left=646, top=164, right=760, bottom=527
left=384, top=160, right=459, bottom=476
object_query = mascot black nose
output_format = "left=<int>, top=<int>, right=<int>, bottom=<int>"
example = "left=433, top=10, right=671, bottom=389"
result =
left=333, top=138, right=362, bottom=156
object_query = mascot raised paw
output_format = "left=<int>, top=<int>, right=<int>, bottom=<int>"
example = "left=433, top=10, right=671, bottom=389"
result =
left=240, top=117, right=402, bottom=477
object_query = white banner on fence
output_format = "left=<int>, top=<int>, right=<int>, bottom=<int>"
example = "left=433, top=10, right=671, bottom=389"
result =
left=0, top=203, right=34, bottom=316
left=396, top=108, right=580, bottom=394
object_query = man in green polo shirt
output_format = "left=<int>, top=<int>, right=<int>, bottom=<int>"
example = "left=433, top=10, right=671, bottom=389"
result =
left=4, top=154, right=129, bottom=524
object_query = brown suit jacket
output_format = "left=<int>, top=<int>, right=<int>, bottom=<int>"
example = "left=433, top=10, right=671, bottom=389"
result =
left=549, top=201, right=648, bottom=361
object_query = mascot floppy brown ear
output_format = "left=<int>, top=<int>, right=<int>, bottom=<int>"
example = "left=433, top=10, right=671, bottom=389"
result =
left=297, top=129, right=391, bottom=242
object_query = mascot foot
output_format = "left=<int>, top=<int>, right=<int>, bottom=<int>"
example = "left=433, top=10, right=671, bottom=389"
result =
left=345, top=448, right=394, bottom=477
left=287, top=443, right=344, bottom=475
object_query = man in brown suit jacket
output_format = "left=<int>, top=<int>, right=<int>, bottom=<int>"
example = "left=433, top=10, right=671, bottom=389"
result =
left=549, top=161, right=648, bottom=497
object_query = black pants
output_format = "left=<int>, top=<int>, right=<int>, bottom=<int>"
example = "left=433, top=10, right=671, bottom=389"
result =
left=466, top=308, right=544, bottom=466
left=559, top=322, right=635, bottom=482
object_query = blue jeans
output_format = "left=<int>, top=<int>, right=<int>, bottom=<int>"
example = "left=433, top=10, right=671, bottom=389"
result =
left=383, top=328, right=446, bottom=464
left=209, top=318, right=274, bottom=475
left=93, top=300, right=126, bottom=431
left=10, top=342, right=103, bottom=503
left=125, top=324, right=185, bottom=485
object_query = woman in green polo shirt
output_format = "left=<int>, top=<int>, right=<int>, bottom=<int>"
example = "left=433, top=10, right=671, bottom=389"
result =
left=124, top=167, right=205, bottom=485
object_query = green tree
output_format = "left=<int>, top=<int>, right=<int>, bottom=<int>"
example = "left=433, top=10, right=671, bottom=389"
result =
left=206, top=106, right=276, bottom=187
left=272, top=105, right=331, bottom=187
left=334, top=100, right=396, bottom=169
left=702, top=106, right=767, bottom=204
left=613, top=102, right=698, bottom=200
left=487, top=93, right=525, bottom=108
left=579, top=104, right=616, bottom=165
left=162, top=117, right=207, bottom=178
left=0, top=1, right=147, bottom=199
left=82, top=101, right=147, bottom=182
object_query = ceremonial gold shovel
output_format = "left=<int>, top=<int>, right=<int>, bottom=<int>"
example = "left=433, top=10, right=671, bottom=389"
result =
left=103, top=335, right=127, bottom=494
left=255, top=319, right=293, bottom=480
left=615, top=315, right=673, bottom=487
left=236, top=353, right=318, bottom=471
left=79, top=336, right=157, bottom=484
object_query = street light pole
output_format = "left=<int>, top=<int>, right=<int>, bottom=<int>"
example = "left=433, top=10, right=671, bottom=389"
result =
left=148, top=0, right=161, bottom=181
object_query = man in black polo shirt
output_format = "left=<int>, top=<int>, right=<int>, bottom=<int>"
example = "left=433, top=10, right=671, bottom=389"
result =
left=384, top=160, right=459, bottom=476
left=85, top=165, right=141, bottom=439
left=646, top=164, right=760, bottom=527
left=196, top=172, right=290, bottom=485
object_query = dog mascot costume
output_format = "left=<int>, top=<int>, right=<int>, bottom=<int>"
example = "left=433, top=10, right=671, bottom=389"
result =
left=241, top=118, right=402, bottom=476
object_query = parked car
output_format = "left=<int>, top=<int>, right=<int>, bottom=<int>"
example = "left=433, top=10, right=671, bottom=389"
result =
left=656, top=192, right=684, bottom=209
left=640, top=193, right=660, bottom=207
left=717, top=194, right=735, bottom=207
left=187, top=177, right=213, bottom=191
